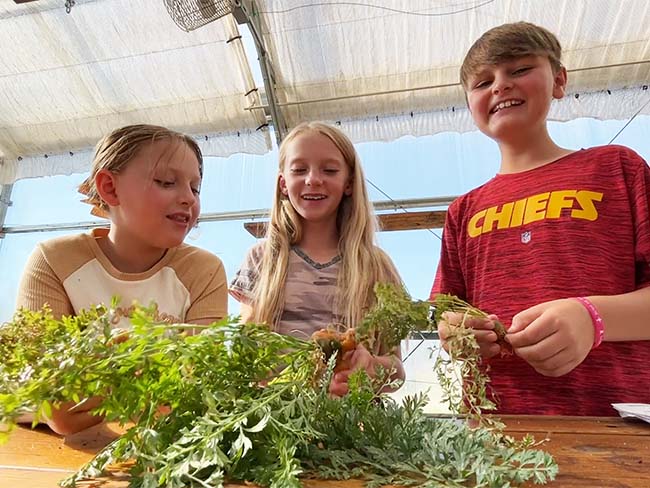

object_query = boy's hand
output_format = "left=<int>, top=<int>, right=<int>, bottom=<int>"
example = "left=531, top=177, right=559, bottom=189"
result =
left=438, top=312, right=501, bottom=359
left=507, top=299, right=594, bottom=377
left=328, top=344, right=401, bottom=397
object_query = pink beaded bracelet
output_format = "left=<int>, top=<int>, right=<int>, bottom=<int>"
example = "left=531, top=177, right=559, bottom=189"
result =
left=574, top=297, right=605, bottom=349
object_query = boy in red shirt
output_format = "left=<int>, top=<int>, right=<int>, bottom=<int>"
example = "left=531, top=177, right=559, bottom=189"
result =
left=432, top=21, right=650, bottom=415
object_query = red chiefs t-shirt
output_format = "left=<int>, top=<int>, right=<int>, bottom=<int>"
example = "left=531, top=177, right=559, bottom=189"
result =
left=432, top=145, right=650, bottom=415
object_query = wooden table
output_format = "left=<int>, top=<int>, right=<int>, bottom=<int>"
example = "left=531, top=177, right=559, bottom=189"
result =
left=1, top=416, right=648, bottom=487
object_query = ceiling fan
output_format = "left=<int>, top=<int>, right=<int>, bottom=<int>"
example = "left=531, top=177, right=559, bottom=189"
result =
left=163, top=0, right=236, bottom=32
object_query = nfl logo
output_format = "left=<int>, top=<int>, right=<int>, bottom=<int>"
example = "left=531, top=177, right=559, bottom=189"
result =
left=521, top=231, right=532, bottom=244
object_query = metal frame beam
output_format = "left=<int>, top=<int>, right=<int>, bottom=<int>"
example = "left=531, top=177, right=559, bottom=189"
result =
left=0, top=196, right=456, bottom=236
left=243, top=59, right=650, bottom=112
left=232, top=0, right=287, bottom=144
left=0, top=184, right=13, bottom=239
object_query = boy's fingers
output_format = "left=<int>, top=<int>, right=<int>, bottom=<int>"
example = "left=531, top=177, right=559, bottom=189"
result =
left=473, top=329, right=498, bottom=344
left=510, top=304, right=545, bottom=334
left=441, top=311, right=471, bottom=326
left=470, top=318, right=495, bottom=330
left=508, top=314, right=556, bottom=348
left=517, top=341, right=574, bottom=377
left=514, top=331, right=565, bottom=363
left=480, top=343, right=501, bottom=359
left=438, top=323, right=451, bottom=340
left=530, top=348, right=571, bottom=374
left=441, top=312, right=494, bottom=330
left=440, top=311, right=458, bottom=322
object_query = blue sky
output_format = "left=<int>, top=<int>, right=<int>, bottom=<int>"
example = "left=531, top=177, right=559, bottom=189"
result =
left=2, top=114, right=649, bottom=323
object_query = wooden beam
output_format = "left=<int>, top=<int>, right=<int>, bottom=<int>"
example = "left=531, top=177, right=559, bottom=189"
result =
left=244, top=210, right=447, bottom=238
left=378, top=210, right=447, bottom=232
left=244, top=222, right=267, bottom=238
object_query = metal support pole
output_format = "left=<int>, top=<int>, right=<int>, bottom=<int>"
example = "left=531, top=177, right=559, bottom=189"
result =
left=0, top=184, right=13, bottom=239
left=233, top=0, right=287, bottom=144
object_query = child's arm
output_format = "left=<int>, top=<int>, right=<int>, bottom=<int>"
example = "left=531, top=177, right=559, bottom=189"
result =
left=229, top=244, right=263, bottom=324
left=238, top=302, right=254, bottom=323
left=184, top=254, right=228, bottom=325
left=15, top=249, right=104, bottom=435
left=432, top=199, right=501, bottom=355
left=507, top=286, right=650, bottom=377
left=16, top=246, right=74, bottom=318
left=43, top=290, right=230, bottom=435
left=589, top=287, right=650, bottom=341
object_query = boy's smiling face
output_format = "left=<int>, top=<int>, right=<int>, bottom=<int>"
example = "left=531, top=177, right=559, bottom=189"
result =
left=465, top=55, right=567, bottom=144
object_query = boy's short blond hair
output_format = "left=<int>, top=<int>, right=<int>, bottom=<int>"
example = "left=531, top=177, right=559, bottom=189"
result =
left=460, top=21, right=562, bottom=88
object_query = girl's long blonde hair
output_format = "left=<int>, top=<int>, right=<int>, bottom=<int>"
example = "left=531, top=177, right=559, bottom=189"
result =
left=252, top=122, right=401, bottom=329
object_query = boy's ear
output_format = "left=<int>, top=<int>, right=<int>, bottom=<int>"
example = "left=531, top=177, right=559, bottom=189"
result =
left=95, top=169, right=119, bottom=207
left=552, top=66, right=568, bottom=100
left=278, top=174, right=289, bottom=196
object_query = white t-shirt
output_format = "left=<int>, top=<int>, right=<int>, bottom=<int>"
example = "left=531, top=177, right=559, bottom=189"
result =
left=16, top=228, right=227, bottom=325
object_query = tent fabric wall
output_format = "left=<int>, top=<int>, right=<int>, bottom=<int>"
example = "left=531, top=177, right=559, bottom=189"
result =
left=263, top=0, right=650, bottom=139
left=324, top=86, right=650, bottom=145
left=0, top=0, right=268, bottom=184
left=0, top=128, right=268, bottom=184
left=0, top=0, right=648, bottom=184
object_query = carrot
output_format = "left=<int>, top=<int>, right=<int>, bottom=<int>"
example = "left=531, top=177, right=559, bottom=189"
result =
left=493, top=320, right=513, bottom=357
left=312, top=327, right=357, bottom=372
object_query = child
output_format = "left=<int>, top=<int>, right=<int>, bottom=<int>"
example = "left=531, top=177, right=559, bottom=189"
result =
left=432, top=21, right=650, bottom=416
left=230, top=122, right=405, bottom=396
left=15, top=124, right=228, bottom=433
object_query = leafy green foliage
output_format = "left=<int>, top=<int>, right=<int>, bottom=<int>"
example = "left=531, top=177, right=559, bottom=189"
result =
left=357, top=283, right=431, bottom=353
left=304, top=391, right=557, bottom=487
left=0, top=287, right=557, bottom=487
left=432, top=294, right=514, bottom=420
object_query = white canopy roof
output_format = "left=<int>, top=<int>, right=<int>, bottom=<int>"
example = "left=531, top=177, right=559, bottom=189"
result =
left=0, top=0, right=268, bottom=183
left=1, top=0, right=649, bottom=184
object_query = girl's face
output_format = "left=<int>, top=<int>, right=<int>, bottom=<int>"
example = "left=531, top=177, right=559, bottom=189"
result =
left=108, top=139, right=201, bottom=251
left=279, top=131, right=352, bottom=227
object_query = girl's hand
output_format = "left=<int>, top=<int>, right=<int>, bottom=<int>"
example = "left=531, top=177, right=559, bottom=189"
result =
left=438, top=311, right=501, bottom=359
left=107, top=328, right=129, bottom=346
left=46, top=396, right=104, bottom=436
left=507, top=298, right=594, bottom=377
left=328, top=344, right=402, bottom=397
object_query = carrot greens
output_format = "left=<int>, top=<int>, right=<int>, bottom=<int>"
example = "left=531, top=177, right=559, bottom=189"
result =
left=0, top=285, right=557, bottom=487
